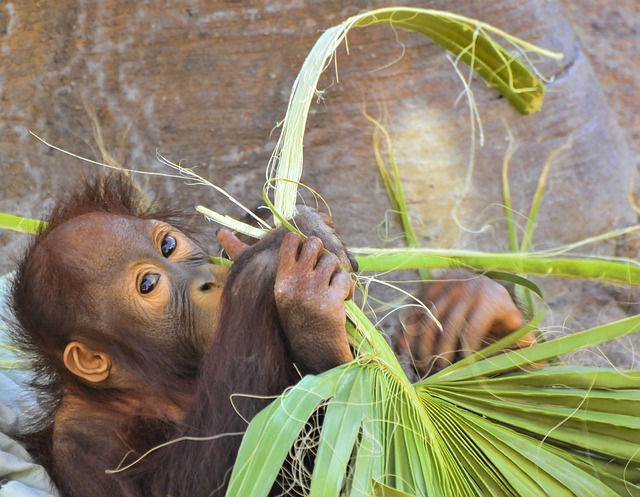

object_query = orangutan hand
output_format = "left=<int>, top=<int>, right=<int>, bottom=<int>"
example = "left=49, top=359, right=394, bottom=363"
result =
left=395, top=269, right=535, bottom=377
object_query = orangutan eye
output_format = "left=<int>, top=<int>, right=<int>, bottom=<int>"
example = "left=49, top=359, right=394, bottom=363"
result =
left=161, top=235, right=177, bottom=257
left=140, top=273, right=160, bottom=294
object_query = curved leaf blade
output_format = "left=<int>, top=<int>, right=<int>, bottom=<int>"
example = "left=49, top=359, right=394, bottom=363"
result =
left=353, top=9, right=547, bottom=115
left=227, top=368, right=351, bottom=497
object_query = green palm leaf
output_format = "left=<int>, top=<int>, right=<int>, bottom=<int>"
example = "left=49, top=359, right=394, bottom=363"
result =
left=229, top=310, right=640, bottom=497
left=267, top=6, right=560, bottom=222
left=225, top=7, right=638, bottom=497
left=354, top=249, right=640, bottom=287
left=227, top=370, right=349, bottom=497
left=0, top=213, right=42, bottom=234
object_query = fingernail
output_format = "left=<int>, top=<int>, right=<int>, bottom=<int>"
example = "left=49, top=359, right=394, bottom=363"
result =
left=348, top=252, right=359, bottom=272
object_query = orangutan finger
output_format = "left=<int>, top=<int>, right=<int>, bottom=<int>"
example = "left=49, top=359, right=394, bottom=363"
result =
left=217, top=229, right=249, bottom=260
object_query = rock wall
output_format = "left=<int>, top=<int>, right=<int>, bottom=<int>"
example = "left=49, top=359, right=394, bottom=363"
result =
left=0, top=0, right=638, bottom=364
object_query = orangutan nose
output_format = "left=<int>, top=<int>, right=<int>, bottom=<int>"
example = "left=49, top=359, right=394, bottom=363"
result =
left=191, top=264, right=217, bottom=293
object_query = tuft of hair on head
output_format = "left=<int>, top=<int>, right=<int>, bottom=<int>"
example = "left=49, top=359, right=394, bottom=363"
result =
left=42, top=173, right=156, bottom=235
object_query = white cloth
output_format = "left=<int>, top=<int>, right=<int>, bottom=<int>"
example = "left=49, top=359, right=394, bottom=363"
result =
left=0, top=273, right=58, bottom=497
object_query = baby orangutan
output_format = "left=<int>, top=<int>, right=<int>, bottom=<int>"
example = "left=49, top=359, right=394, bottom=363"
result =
left=10, top=174, right=527, bottom=497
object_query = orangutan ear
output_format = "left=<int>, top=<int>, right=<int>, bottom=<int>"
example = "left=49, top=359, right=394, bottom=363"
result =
left=63, top=341, right=111, bottom=383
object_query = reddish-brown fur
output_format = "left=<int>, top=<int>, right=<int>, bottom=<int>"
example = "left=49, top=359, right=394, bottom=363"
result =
left=10, top=174, right=526, bottom=497
left=10, top=174, right=354, bottom=496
